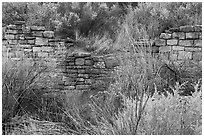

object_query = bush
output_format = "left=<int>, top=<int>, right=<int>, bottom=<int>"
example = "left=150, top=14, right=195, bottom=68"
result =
left=139, top=81, right=202, bottom=135
left=2, top=58, right=47, bottom=124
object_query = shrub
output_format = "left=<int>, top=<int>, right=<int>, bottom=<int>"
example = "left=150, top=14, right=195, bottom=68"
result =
left=139, top=80, right=202, bottom=135
left=2, top=57, right=47, bottom=124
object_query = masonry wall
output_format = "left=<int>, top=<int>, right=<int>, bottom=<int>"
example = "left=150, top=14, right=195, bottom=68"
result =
left=2, top=21, right=202, bottom=93
left=154, top=25, right=202, bottom=65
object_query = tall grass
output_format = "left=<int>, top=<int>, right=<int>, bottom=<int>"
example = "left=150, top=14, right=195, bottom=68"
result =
left=139, top=80, right=202, bottom=135
left=2, top=57, right=47, bottom=124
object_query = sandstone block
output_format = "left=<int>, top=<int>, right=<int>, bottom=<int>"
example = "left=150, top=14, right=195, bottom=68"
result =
left=8, top=40, right=18, bottom=45
left=20, top=45, right=32, bottom=49
left=78, top=69, right=86, bottom=74
left=6, top=34, right=15, bottom=39
left=172, top=32, right=185, bottom=39
left=178, top=51, right=192, bottom=60
left=64, top=86, right=75, bottom=90
left=104, top=57, right=120, bottom=69
left=194, top=40, right=202, bottom=47
left=76, top=85, right=90, bottom=90
left=185, top=47, right=201, bottom=52
left=66, top=69, right=77, bottom=74
left=33, top=47, right=42, bottom=52
left=180, top=26, right=194, bottom=32
left=31, top=26, right=45, bottom=31
left=194, top=25, right=202, bottom=32
left=75, top=58, right=85, bottom=66
left=14, top=21, right=26, bottom=25
left=186, top=32, right=199, bottom=39
left=32, top=31, right=43, bottom=37
left=192, top=52, right=202, bottom=61
left=77, top=78, right=85, bottom=82
left=154, top=39, right=166, bottom=46
left=172, top=46, right=184, bottom=51
left=19, top=40, right=27, bottom=44
left=168, top=27, right=179, bottom=32
left=7, top=25, right=16, bottom=30
left=35, top=37, right=48, bottom=45
left=27, top=40, right=35, bottom=45
left=167, top=39, right=178, bottom=45
left=179, top=40, right=194, bottom=47
left=78, top=74, right=89, bottom=78
left=159, top=46, right=171, bottom=52
left=160, top=33, right=172, bottom=39
left=85, top=59, right=93, bottom=66
left=43, top=31, right=54, bottom=38
left=7, top=29, right=18, bottom=34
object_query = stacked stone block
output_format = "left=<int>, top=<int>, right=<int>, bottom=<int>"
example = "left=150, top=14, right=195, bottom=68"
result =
left=62, top=52, right=119, bottom=91
left=154, top=25, right=202, bottom=63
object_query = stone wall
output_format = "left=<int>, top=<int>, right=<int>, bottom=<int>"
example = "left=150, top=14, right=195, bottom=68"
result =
left=2, top=21, right=202, bottom=93
left=153, top=25, right=202, bottom=65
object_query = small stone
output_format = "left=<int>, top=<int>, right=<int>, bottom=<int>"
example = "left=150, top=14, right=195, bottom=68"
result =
left=85, top=59, right=93, bottom=66
left=194, top=40, right=202, bottom=47
left=104, top=57, right=119, bottom=68
left=75, top=58, right=84, bottom=66
left=76, top=85, right=90, bottom=90
left=27, top=40, right=35, bottom=45
left=32, top=31, right=43, bottom=37
left=43, top=31, right=54, bottom=38
left=31, top=26, right=45, bottom=31
left=160, top=33, right=172, bottom=39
